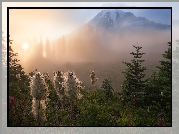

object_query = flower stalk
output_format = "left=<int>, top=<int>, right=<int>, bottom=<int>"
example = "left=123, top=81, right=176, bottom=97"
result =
left=30, top=72, right=48, bottom=125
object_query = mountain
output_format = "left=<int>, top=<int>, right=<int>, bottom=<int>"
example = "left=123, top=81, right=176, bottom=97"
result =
left=57, top=9, right=171, bottom=63
left=100, top=3, right=171, bottom=25
left=88, top=9, right=171, bottom=32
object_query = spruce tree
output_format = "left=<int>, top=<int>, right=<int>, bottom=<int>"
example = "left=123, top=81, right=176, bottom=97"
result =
left=156, top=42, right=171, bottom=125
left=145, top=42, right=171, bottom=126
left=121, top=42, right=146, bottom=105
left=101, top=79, right=113, bottom=99
left=62, top=35, right=66, bottom=56
left=46, top=37, right=50, bottom=58
left=145, top=72, right=161, bottom=106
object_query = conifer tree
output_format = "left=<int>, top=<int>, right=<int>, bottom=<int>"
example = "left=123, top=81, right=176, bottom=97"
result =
left=145, top=42, right=171, bottom=125
left=46, top=37, right=50, bottom=58
left=62, top=35, right=66, bottom=56
left=101, top=79, right=113, bottom=99
left=156, top=42, right=171, bottom=124
left=37, top=35, right=43, bottom=58
left=145, top=72, right=161, bottom=106
left=121, top=42, right=146, bottom=105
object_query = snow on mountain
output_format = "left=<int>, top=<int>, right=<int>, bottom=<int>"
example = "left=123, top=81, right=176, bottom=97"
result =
left=89, top=9, right=171, bottom=31
left=100, top=3, right=171, bottom=25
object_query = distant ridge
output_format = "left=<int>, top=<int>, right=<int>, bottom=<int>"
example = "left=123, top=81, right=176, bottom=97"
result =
left=89, top=9, right=171, bottom=32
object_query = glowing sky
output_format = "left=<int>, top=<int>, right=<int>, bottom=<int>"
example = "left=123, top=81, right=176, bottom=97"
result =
left=2, top=2, right=178, bottom=47
left=3, top=2, right=179, bottom=36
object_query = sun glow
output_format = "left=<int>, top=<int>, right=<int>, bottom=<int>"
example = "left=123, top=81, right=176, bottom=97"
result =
left=22, top=42, right=29, bottom=51
left=43, top=51, right=46, bottom=58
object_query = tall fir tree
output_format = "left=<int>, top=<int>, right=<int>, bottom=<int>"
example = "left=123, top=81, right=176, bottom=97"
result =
left=62, top=35, right=66, bottom=56
left=121, top=42, right=146, bottom=105
left=145, top=42, right=171, bottom=125
left=37, top=35, right=43, bottom=58
left=46, top=37, right=50, bottom=58
left=156, top=42, right=171, bottom=124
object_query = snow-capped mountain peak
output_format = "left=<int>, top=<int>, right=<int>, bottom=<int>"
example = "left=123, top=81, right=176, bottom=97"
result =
left=100, top=9, right=126, bottom=20
left=89, top=9, right=170, bottom=31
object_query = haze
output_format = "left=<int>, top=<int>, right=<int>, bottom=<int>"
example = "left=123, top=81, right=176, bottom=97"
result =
left=9, top=9, right=171, bottom=91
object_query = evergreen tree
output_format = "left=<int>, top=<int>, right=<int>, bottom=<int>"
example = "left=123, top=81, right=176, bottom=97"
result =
left=62, top=35, right=66, bottom=56
left=36, top=35, right=43, bottom=58
left=156, top=42, right=171, bottom=124
left=145, top=42, right=171, bottom=125
left=121, top=43, right=146, bottom=105
left=101, top=79, right=113, bottom=99
left=46, top=37, right=50, bottom=58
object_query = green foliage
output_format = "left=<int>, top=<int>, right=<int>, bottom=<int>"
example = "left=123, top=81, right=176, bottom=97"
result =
left=156, top=42, right=171, bottom=124
left=145, top=42, right=171, bottom=125
left=9, top=35, right=36, bottom=126
left=101, top=79, right=113, bottom=99
left=121, top=43, right=147, bottom=106
left=9, top=37, right=171, bottom=126
left=75, top=90, right=122, bottom=126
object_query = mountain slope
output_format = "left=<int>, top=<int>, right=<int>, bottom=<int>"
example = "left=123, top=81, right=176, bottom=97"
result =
left=88, top=9, right=171, bottom=32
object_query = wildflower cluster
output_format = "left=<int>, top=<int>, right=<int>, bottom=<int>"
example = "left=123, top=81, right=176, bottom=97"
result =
left=53, top=71, right=84, bottom=101
left=29, top=72, right=49, bottom=124
left=53, top=71, right=68, bottom=100
left=90, top=70, right=98, bottom=86
left=9, top=96, right=15, bottom=106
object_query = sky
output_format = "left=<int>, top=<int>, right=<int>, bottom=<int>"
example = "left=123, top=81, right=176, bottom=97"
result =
left=2, top=2, right=178, bottom=47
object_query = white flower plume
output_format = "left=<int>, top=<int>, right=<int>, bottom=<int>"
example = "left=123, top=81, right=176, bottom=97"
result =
left=53, top=70, right=84, bottom=101
left=30, top=72, right=48, bottom=100
left=90, top=70, right=98, bottom=86
left=32, top=98, right=47, bottom=123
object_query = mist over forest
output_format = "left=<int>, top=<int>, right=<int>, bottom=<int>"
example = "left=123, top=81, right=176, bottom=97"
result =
left=10, top=9, right=171, bottom=91
left=8, top=8, right=172, bottom=127
left=11, top=26, right=170, bottom=91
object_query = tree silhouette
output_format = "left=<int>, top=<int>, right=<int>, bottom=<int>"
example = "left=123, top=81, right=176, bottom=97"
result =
left=46, top=37, right=50, bottom=58
left=121, top=42, right=146, bottom=105
left=145, top=42, right=171, bottom=125
left=37, top=35, right=43, bottom=58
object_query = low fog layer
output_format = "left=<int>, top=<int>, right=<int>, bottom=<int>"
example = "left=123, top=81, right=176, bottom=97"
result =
left=11, top=25, right=171, bottom=91
left=14, top=25, right=171, bottom=70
